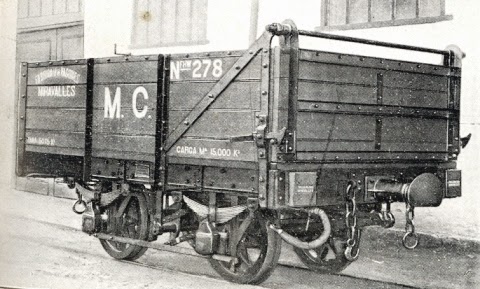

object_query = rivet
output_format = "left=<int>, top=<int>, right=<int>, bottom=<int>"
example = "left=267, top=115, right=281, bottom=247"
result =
left=184, top=120, right=190, bottom=125
left=259, top=177, right=265, bottom=182
left=125, top=57, right=129, bottom=61
left=19, top=138, right=23, bottom=141
left=107, top=59, right=111, bottom=62
left=36, top=63, right=39, bottom=66
left=22, top=74, right=26, bottom=77
left=359, top=57, right=364, bottom=61
left=235, top=66, right=240, bottom=70
left=22, top=63, right=26, bottom=66
left=279, top=196, right=283, bottom=200
left=249, top=51, right=254, bottom=54
left=338, top=55, right=342, bottom=59
left=259, top=152, right=265, bottom=157
left=251, top=188, right=255, bottom=192
left=380, top=60, right=384, bottom=64
left=417, top=64, right=421, bottom=68
left=313, top=104, right=319, bottom=108
left=185, top=54, right=190, bottom=58
left=357, top=156, right=361, bottom=160
left=261, top=91, right=268, bottom=95
left=62, top=61, right=66, bottom=64
left=336, top=105, right=340, bottom=109
left=20, top=116, right=24, bottom=119
left=335, top=156, right=339, bottom=160
left=49, top=61, right=53, bottom=65
left=227, top=52, right=232, bottom=55
left=398, top=62, right=402, bottom=66
left=279, top=177, right=283, bottom=181
left=208, top=94, right=214, bottom=98
left=263, top=63, right=268, bottom=68
left=206, top=53, right=210, bottom=56
left=75, top=60, right=79, bottom=63
left=263, top=49, right=268, bottom=53
left=358, top=107, right=362, bottom=110
left=288, top=147, right=293, bottom=151
left=22, top=95, right=26, bottom=98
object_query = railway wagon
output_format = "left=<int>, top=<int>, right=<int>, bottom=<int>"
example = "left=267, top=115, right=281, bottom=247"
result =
left=16, top=20, right=467, bottom=284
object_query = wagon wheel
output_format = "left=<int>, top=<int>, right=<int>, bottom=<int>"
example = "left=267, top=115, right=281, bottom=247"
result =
left=100, top=192, right=149, bottom=260
left=293, top=232, right=360, bottom=274
left=209, top=212, right=282, bottom=284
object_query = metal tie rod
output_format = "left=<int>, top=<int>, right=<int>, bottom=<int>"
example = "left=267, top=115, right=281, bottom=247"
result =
left=297, top=29, right=449, bottom=57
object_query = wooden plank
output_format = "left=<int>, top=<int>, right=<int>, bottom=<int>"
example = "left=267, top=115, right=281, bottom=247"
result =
left=297, top=140, right=374, bottom=152
left=383, top=87, right=448, bottom=108
left=27, top=65, right=88, bottom=85
left=167, top=138, right=257, bottom=163
left=26, top=130, right=84, bottom=149
left=298, top=61, right=377, bottom=86
left=92, top=134, right=155, bottom=159
left=92, top=109, right=156, bottom=135
left=298, top=50, right=450, bottom=76
left=169, top=55, right=262, bottom=82
left=381, top=117, right=447, bottom=151
left=168, top=110, right=255, bottom=138
left=296, top=112, right=375, bottom=141
left=93, top=61, right=158, bottom=83
left=25, top=108, right=85, bottom=132
left=27, top=84, right=87, bottom=108
left=295, top=151, right=447, bottom=161
left=92, top=84, right=157, bottom=108
left=297, top=81, right=377, bottom=104
left=169, top=81, right=260, bottom=110
left=25, top=145, right=84, bottom=156
left=383, top=70, right=448, bottom=92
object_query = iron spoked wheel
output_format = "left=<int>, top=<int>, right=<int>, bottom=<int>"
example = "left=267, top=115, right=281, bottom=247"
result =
left=100, top=192, right=149, bottom=260
left=293, top=235, right=358, bottom=274
left=209, top=213, right=282, bottom=284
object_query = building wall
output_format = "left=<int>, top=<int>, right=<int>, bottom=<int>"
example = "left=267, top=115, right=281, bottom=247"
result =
left=0, top=0, right=19, bottom=188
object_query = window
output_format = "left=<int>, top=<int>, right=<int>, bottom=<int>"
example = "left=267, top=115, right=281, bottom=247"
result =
left=318, top=0, right=452, bottom=31
left=17, top=0, right=84, bottom=31
left=132, top=0, right=208, bottom=47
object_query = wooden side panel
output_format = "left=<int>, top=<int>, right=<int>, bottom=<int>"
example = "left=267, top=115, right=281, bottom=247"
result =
left=166, top=53, right=262, bottom=165
left=24, top=63, right=88, bottom=156
left=91, top=58, right=159, bottom=161
left=293, top=50, right=451, bottom=161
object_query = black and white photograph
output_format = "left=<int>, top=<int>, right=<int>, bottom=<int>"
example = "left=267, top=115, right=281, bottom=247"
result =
left=0, top=0, right=478, bottom=288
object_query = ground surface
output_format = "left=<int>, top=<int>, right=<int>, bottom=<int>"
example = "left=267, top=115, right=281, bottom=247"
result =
left=0, top=190, right=478, bottom=289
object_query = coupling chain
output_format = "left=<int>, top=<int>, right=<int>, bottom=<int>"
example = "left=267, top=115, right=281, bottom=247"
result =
left=344, top=182, right=359, bottom=261
left=402, top=203, right=418, bottom=249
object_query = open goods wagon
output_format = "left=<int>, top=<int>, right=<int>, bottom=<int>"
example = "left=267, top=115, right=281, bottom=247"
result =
left=17, top=20, right=467, bottom=284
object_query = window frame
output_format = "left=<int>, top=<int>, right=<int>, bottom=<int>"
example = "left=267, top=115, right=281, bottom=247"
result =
left=130, top=0, right=209, bottom=48
left=317, top=0, right=452, bottom=31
